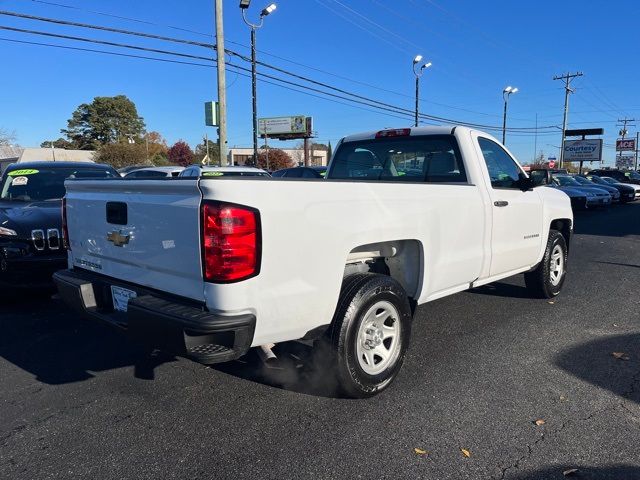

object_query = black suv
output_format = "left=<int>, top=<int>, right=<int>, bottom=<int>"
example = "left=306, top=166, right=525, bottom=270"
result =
left=587, top=169, right=640, bottom=185
left=0, top=161, right=118, bottom=288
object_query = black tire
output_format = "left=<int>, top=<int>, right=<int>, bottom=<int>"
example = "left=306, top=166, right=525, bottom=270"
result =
left=524, top=230, right=568, bottom=299
left=324, top=273, right=412, bottom=398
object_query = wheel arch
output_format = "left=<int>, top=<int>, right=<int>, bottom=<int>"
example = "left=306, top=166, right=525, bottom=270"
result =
left=344, top=239, right=423, bottom=310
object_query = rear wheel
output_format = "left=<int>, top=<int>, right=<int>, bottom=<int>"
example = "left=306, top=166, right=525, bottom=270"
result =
left=524, top=230, right=567, bottom=298
left=324, top=273, right=412, bottom=398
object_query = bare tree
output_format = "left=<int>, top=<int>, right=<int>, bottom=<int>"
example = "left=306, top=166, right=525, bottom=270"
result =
left=0, top=128, right=17, bottom=146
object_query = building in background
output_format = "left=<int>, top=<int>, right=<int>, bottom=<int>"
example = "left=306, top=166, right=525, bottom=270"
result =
left=0, top=147, right=95, bottom=174
left=228, top=147, right=328, bottom=167
left=0, top=146, right=23, bottom=174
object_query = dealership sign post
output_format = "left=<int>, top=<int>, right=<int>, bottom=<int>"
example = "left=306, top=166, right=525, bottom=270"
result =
left=563, top=128, right=604, bottom=173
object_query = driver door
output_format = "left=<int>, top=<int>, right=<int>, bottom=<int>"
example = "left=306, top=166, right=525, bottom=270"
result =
left=475, top=136, right=544, bottom=276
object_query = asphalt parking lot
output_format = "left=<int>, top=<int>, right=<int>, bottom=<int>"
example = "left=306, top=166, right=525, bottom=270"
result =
left=1, top=204, right=639, bottom=480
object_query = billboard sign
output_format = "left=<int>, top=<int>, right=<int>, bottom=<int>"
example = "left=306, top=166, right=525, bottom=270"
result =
left=616, top=139, right=636, bottom=151
left=259, top=116, right=308, bottom=136
left=563, top=139, right=602, bottom=163
left=616, top=155, right=634, bottom=169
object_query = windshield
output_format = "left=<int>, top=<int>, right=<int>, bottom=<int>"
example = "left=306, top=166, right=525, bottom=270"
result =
left=554, top=176, right=580, bottom=186
left=1, top=167, right=117, bottom=201
left=626, top=171, right=640, bottom=180
left=601, top=177, right=619, bottom=184
left=573, top=176, right=592, bottom=185
left=201, top=171, right=269, bottom=177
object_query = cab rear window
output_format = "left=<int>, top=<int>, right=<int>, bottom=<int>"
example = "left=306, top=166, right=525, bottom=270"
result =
left=328, top=135, right=467, bottom=183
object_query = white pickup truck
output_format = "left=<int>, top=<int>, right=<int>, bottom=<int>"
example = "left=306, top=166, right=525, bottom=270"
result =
left=54, top=126, right=573, bottom=397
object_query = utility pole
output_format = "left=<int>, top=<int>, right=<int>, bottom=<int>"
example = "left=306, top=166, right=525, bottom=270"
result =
left=635, top=131, right=639, bottom=171
left=214, top=0, right=229, bottom=165
left=553, top=71, right=583, bottom=168
left=616, top=117, right=636, bottom=168
left=533, top=113, right=538, bottom=163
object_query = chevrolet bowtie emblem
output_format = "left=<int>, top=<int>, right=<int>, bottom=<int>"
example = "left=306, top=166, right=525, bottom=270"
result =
left=107, top=230, right=130, bottom=247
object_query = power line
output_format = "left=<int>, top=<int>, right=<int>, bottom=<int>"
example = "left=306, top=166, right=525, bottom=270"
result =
left=1, top=13, right=560, bottom=133
left=0, top=10, right=213, bottom=48
left=0, top=37, right=422, bottom=125
left=0, top=25, right=214, bottom=62
left=5, top=6, right=534, bottom=120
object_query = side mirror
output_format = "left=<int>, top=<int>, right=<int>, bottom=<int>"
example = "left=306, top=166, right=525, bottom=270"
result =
left=517, top=175, right=535, bottom=192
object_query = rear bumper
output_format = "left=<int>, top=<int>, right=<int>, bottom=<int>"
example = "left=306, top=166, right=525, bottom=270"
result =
left=53, top=269, right=255, bottom=364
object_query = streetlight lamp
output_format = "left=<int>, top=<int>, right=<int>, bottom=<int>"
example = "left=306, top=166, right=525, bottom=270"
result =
left=240, top=1, right=277, bottom=165
left=502, top=86, right=518, bottom=145
left=412, top=55, right=431, bottom=127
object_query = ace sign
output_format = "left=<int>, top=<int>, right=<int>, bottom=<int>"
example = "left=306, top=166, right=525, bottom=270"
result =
left=616, top=139, right=636, bottom=151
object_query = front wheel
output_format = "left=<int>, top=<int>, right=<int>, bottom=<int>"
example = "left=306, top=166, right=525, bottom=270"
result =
left=524, top=230, right=568, bottom=298
left=325, top=273, right=413, bottom=398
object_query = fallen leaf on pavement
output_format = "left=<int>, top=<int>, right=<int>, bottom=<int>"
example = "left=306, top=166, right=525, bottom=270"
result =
left=534, top=419, right=546, bottom=426
left=612, top=352, right=630, bottom=360
left=413, top=448, right=428, bottom=456
left=461, top=448, right=471, bottom=458
left=563, top=468, right=579, bottom=476
left=548, top=301, right=555, bottom=305
left=560, top=395, right=567, bottom=401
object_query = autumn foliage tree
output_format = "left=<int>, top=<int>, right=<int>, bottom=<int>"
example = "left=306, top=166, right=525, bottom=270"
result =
left=256, top=148, right=293, bottom=171
left=168, top=140, right=194, bottom=167
left=94, top=142, right=148, bottom=169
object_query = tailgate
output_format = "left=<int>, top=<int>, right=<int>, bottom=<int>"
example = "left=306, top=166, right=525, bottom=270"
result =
left=65, top=179, right=205, bottom=302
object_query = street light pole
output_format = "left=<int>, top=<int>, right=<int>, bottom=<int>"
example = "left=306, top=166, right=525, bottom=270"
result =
left=241, top=2, right=277, bottom=166
left=412, top=55, right=431, bottom=127
left=502, top=86, right=518, bottom=145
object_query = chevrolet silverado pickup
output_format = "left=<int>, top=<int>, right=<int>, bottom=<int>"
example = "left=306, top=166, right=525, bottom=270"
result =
left=54, top=126, right=573, bottom=397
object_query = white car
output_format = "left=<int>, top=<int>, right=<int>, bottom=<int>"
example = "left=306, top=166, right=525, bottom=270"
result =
left=124, top=166, right=185, bottom=178
left=178, top=165, right=270, bottom=178
left=54, top=126, right=573, bottom=397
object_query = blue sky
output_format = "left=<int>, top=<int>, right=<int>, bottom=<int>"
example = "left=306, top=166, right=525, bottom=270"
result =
left=1, top=0, right=639, bottom=165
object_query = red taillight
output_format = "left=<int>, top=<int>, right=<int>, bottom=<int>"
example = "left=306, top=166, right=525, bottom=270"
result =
left=375, top=128, right=412, bottom=138
left=61, top=197, right=70, bottom=250
left=201, top=201, right=260, bottom=283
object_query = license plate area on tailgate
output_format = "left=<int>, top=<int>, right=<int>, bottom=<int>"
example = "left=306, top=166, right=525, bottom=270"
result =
left=111, top=285, right=137, bottom=312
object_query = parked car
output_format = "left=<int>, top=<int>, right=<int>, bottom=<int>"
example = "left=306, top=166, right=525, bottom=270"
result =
left=550, top=174, right=612, bottom=208
left=596, top=176, right=640, bottom=200
left=178, top=165, right=270, bottom=178
left=0, top=161, right=119, bottom=288
left=584, top=175, right=637, bottom=202
left=587, top=168, right=640, bottom=185
left=271, top=167, right=324, bottom=179
left=54, top=126, right=573, bottom=398
left=124, top=166, right=184, bottom=178
left=530, top=169, right=587, bottom=210
left=571, top=175, right=621, bottom=202
left=117, top=165, right=151, bottom=177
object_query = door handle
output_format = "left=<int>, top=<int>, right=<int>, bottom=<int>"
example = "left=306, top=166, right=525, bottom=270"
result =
left=494, top=200, right=509, bottom=207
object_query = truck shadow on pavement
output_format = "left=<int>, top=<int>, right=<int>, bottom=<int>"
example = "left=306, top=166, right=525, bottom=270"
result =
left=0, top=292, right=176, bottom=385
left=512, top=464, right=640, bottom=480
left=468, top=281, right=533, bottom=299
left=554, top=333, right=640, bottom=404
left=213, top=342, right=343, bottom=398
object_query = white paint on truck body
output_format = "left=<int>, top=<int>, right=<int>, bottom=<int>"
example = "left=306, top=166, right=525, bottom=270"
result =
left=64, top=126, right=573, bottom=347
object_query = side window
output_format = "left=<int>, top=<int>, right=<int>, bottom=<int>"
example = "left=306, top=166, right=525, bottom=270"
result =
left=478, top=138, right=523, bottom=189
left=302, top=169, right=319, bottom=178
left=182, top=168, right=196, bottom=177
